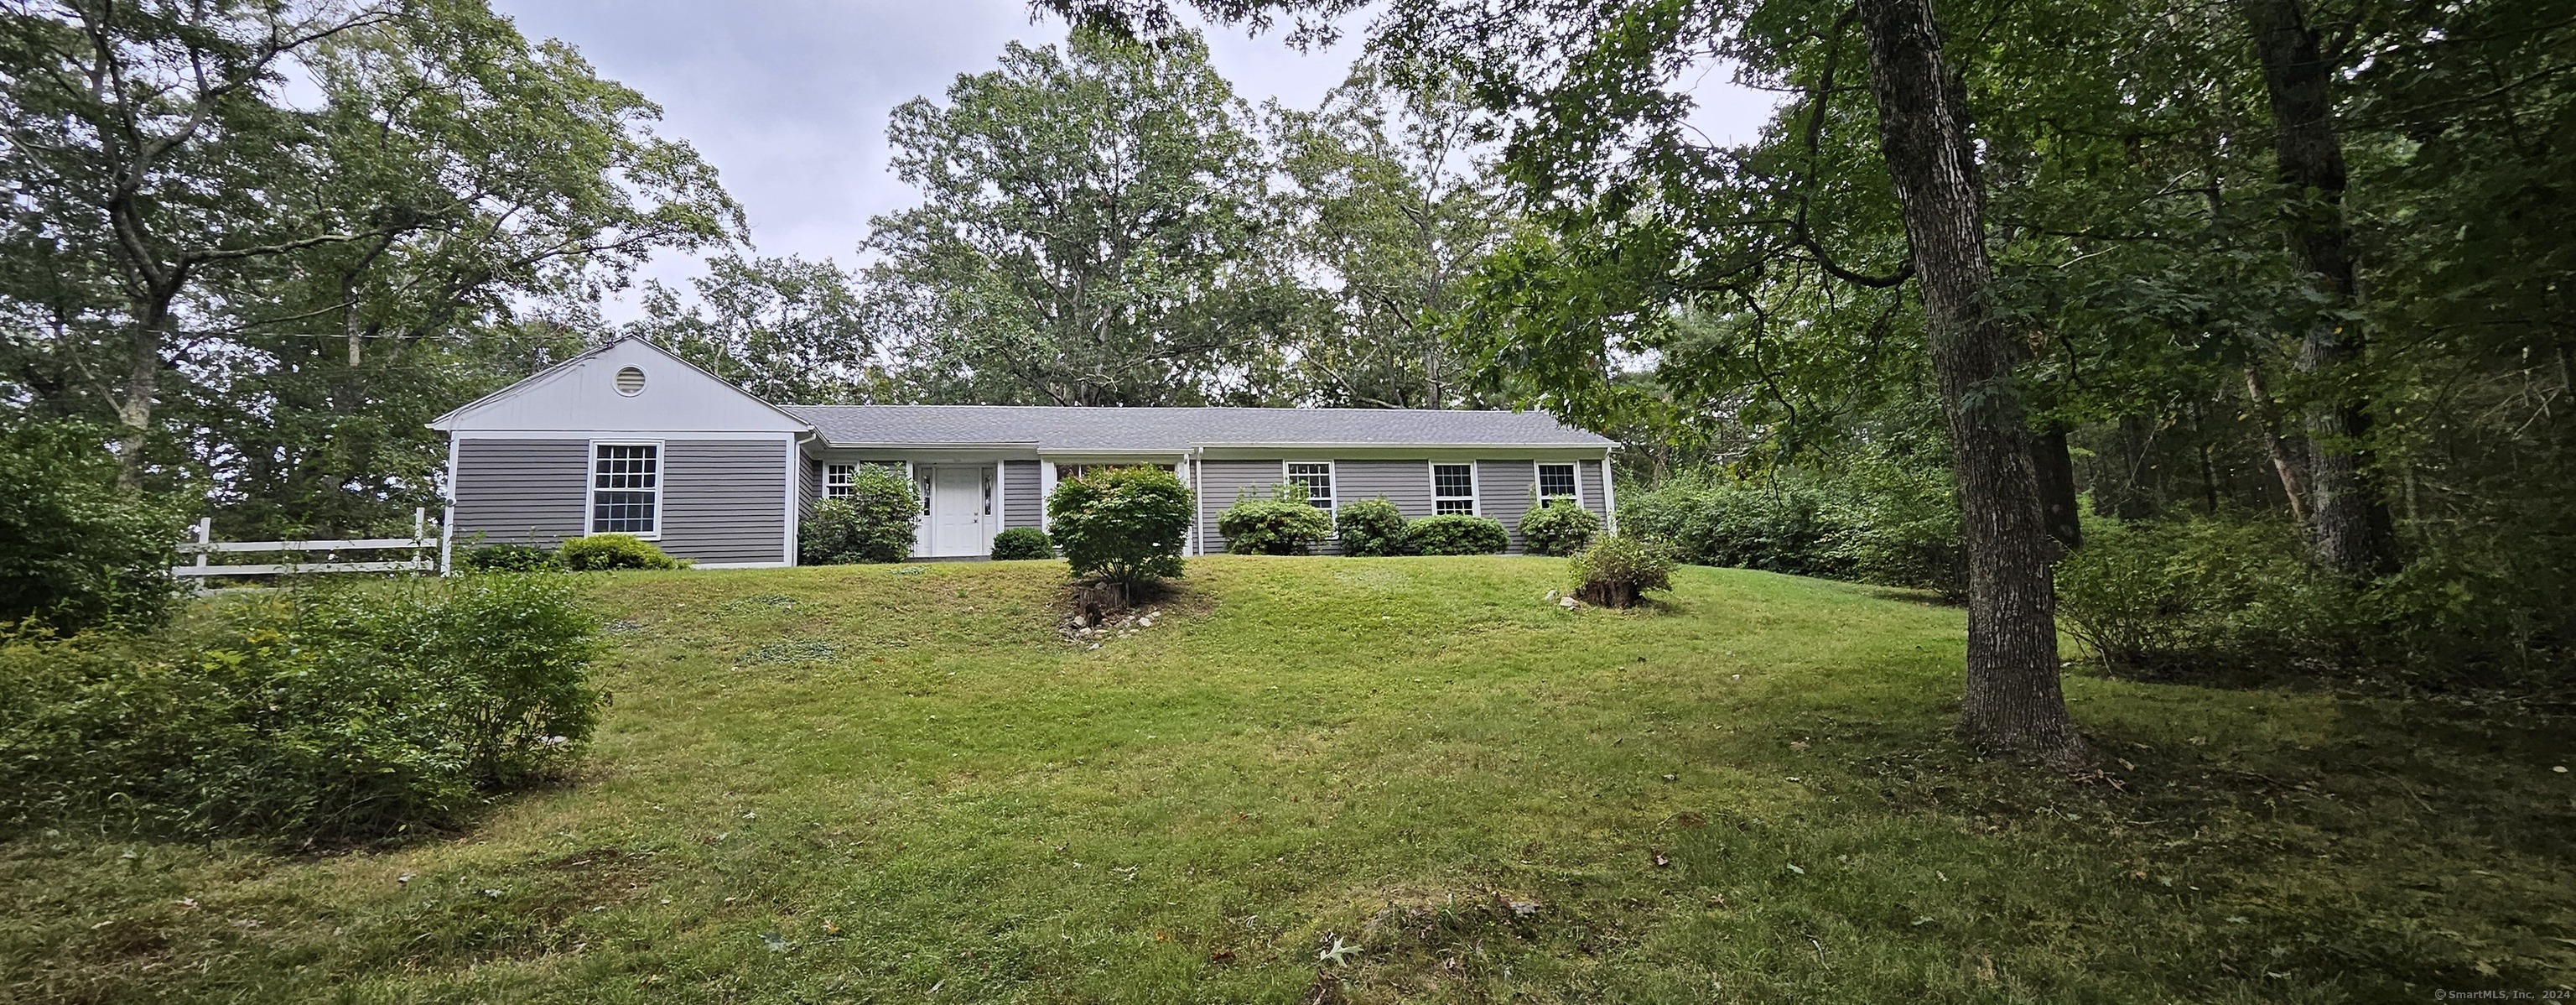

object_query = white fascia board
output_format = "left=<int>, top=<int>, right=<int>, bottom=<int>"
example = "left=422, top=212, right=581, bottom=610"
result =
left=1194, top=444, right=1614, bottom=460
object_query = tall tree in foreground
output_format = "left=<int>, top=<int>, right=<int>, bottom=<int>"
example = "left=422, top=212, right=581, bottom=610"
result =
left=1850, top=0, right=2075, bottom=757
left=862, top=29, right=1292, bottom=406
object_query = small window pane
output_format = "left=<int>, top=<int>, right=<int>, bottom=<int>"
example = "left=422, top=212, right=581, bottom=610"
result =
left=1537, top=463, right=1578, bottom=502
left=824, top=463, right=854, bottom=498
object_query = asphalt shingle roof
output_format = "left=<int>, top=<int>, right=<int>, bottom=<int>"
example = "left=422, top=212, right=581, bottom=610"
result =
left=778, top=404, right=1614, bottom=451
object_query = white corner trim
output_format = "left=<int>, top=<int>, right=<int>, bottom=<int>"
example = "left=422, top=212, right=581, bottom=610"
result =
left=781, top=435, right=800, bottom=566
left=1599, top=452, right=1619, bottom=534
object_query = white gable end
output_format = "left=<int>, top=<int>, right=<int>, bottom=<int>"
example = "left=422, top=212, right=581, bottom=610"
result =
left=430, top=338, right=810, bottom=435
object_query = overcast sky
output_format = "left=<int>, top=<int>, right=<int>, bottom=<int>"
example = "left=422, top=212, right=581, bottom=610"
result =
left=486, top=1, right=1781, bottom=320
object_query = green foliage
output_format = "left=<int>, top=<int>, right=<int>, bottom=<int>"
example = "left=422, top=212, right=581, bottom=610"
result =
left=559, top=534, right=678, bottom=571
left=800, top=468, right=921, bottom=565
left=1570, top=534, right=1675, bottom=607
left=1333, top=497, right=1410, bottom=556
left=1408, top=513, right=1509, bottom=555
left=1217, top=484, right=1333, bottom=555
left=1046, top=466, right=1194, bottom=591
left=0, top=422, right=179, bottom=632
left=0, top=574, right=604, bottom=842
left=1517, top=502, right=1602, bottom=557
left=990, top=527, right=1056, bottom=560
left=2053, top=518, right=2349, bottom=678
left=1618, top=463, right=1965, bottom=596
left=460, top=542, right=558, bottom=573
left=631, top=253, right=879, bottom=404
left=864, top=28, right=1283, bottom=406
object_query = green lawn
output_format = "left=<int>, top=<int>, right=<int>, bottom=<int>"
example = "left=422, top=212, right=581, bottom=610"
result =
left=5, top=557, right=2568, bottom=1002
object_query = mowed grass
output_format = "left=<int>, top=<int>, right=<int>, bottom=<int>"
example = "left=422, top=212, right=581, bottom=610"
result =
left=3, top=556, right=2569, bottom=1003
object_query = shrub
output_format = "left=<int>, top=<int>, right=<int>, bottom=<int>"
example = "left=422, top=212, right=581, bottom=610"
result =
left=1519, top=502, right=1603, bottom=556
left=1047, top=465, right=1194, bottom=592
left=0, top=421, right=181, bottom=632
left=800, top=466, right=920, bottom=565
left=991, top=526, right=1055, bottom=560
left=1218, top=484, right=1334, bottom=555
left=1617, top=461, right=1964, bottom=596
left=1410, top=514, right=1509, bottom=555
left=1336, top=497, right=1410, bottom=557
left=559, top=533, right=678, bottom=571
left=2053, top=518, right=2350, bottom=677
left=0, top=574, right=604, bottom=842
left=1571, top=534, right=1675, bottom=608
left=460, top=541, right=558, bottom=573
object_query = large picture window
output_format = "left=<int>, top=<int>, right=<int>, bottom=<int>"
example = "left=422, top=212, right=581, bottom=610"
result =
left=1432, top=463, right=1477, bottom=515
left=1285, top=461, right=1334, bottom=509
left=1536, top=462, right=1580, bottom=506
left=591, top=443, right=660, bottom=535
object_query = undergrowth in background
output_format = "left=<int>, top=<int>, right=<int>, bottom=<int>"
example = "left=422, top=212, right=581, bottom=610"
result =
left=1, top=558, right=2565, bottom=1002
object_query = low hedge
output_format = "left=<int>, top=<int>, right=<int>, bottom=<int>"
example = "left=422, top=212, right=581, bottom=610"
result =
left=1218, top=487, right=1333, bottom=555
left=1409, top=514, right=1509, bottom=555
left=1335, top=497, right=1410, bottom=556
left=991, top=526, right=1055, bottom=560
left=559, top=534, right=677, bottom=570
left=1519, top=502, right=1603, bottom=557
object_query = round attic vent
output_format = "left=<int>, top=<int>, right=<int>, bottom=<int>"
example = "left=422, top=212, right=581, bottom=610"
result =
left=615, top=366, right=646, bottom=396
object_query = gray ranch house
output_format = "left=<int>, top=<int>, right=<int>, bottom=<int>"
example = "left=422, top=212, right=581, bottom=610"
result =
left=429, top=337, right=1619, bottom=568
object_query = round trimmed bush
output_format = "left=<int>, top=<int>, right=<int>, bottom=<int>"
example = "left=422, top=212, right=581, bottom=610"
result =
left=1218, top=487, right=1333, bottom=555
left=1571, top=534, right=1675, bottom=608
left=558, top=534, right=677, bottom=571
left=1519, top=502, right=1603, bottom=556
left=1335, top=497, right=1409, bottom=557
left=1409, top=514, right=1509, bottom=555
left=1047, top=466, right=1195, bottom=591
left=800, top=466, right=921, bottom=565
left=991, top=526, right=1054, bottom=560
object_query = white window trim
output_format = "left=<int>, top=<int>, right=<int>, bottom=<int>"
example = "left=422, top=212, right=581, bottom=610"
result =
left=1429, top=461, right=1480, bottom=516
left=822, top=462, right=856, bottom=499
left=586, top=439, right=665, bottom=540
left=1283, top=459, right=1337, bottom=511
left=1533, top=460, right=1583, bottom=508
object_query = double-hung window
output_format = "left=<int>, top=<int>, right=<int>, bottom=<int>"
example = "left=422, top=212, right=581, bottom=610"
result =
left=591, top=443, right=660, bottom=536
left=1536, top=462, right=1580, bottom=507
left=823, top=463, right=855, bottom=498
left=1285, top=461, right=1334, bottom=509
left=1432, top=463, right=1477, bottom=515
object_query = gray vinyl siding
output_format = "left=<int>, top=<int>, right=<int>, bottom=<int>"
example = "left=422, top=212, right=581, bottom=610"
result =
left=1337, top=460, right=1436, bottom=518
left=1198, top=459, right=1286, bottom=553
left=454, top=439, right=588, bottom=549
left=1004, top=460, right=1041, bottom=530
left=661, top=440, right=789, bottom=565
left=1478, top=460, right=1537, bottom=555
left=1579, top=460, right=1606, bottom=513
left=797, top=454, right=821, bottom=522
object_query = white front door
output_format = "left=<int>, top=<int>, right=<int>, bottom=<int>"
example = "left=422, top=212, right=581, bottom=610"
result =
left=928, top=465, right=989, bottom=557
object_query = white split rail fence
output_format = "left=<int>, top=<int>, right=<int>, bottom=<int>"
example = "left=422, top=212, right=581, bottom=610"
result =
left=173, top=507, right=446, bottom=582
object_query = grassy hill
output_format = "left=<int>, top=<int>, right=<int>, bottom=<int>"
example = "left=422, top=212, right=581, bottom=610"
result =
left=4, top=557, right=2568, bottom=1002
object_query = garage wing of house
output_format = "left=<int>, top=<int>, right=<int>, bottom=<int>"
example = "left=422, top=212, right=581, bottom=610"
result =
left=429, top=336, right=1618, bottom=568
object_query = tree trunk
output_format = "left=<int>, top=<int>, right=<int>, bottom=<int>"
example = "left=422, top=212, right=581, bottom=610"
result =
left=2031, top=426, right=2082, bottom=549
left=2242, top=367, right=2310, bottom=522
left=2241, top=0, right=2400, bottom=577
left=1856, top=0, right=2081, bottom=762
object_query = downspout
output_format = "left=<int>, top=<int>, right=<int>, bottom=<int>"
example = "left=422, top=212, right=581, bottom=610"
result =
left=440, top=430, right=458, bottom=575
